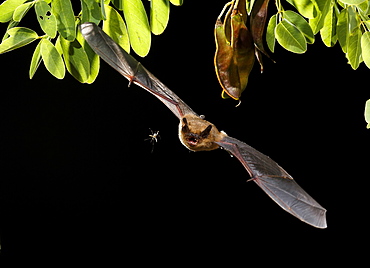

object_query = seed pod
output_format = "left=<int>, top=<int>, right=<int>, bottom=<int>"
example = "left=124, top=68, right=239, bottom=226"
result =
left=214, top=0, right=255, bottom=100
left=250, top=0, right=274, bottom=71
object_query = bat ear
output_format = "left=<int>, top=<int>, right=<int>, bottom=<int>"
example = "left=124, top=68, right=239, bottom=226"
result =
left=181, top=118, right=190, bottom=133
left=200, top=125, right=212, bottom=139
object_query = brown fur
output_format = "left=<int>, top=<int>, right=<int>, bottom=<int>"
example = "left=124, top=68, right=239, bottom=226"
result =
left=178, top=114, right=227, bottom=151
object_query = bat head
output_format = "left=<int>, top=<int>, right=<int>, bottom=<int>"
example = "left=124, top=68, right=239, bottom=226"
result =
left=178, top=114, right=226, bottom=152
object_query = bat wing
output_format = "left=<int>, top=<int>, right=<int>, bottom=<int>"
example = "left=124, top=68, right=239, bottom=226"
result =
left=215, top=136, right=327, bottom=228
left=80, top=23, right=327, bottom=228
left=80, top=22, right=197, bottom=119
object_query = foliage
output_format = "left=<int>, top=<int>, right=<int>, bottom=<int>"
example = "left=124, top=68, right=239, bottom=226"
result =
left=212, top=0, right=370, bottom=126
left=266, top=0, right=370, bottom=128
left=213, top=0, right=370, bottom=99
left=266, top=0, right=370, bottom=71
left=0, top=0, right=183, bottom=82
left=1, top=0, right=370, bottom=126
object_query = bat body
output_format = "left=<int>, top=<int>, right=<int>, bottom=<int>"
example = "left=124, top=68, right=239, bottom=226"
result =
left=81, top=22, right=327, bottom=228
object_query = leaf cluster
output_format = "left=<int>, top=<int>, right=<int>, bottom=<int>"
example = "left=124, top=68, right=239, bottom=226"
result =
left=0, top=0, right=183, bottom=82
left=266, top=0, right=370, bottom=70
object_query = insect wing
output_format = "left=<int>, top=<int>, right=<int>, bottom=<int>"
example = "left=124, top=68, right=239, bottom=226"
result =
left=215, top=136, right=327, bottom=229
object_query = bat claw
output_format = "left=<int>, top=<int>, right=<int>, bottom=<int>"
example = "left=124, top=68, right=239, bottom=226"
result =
left=128, top=77, right=134, bottom=87
left=247, top=177, right=256, bottom=182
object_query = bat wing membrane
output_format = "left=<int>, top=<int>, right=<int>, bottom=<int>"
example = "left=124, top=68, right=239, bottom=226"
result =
left=80, top=22, right=327, bottom=228
left=80, top=22, right=197, bottom=119
left=216, top=136, right=327, bottom=229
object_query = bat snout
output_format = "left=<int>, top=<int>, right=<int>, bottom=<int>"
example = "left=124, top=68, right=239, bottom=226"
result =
left=184, top=133, right=202, bottom=147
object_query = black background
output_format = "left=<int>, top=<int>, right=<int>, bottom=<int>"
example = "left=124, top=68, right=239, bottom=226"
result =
left=0, top=1, right=368, bottom=265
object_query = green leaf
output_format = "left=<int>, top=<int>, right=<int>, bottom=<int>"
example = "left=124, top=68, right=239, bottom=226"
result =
left=345, top=5, right=362, bottom=69
left=337, top=8, right=348, bottom=53
left=29, top=39, right=42, bottom=79
left=13, top=2, right=34, bottom=22
left=1, top=20, right=19, bottom=41
left=81, top=0, right=102, bottom=24
left=320, top=1, right=338, bottom=47
left=286, top=0, right=318, bottom=19
left=59, top=36, right=90, bottom=83
left=100, top=0, right=106, bottom=20
left=103, top=4, right=130, bottom=53
left=347, top=5, right=359, bottom=34
left=0, top=0, right=27, bottom=23
left=123, top=0, right=151, bottom=57
left=309, top=0, right=331, bottom=34
left=283, top=10, right=315, bottom=44
left=275, top=20, right=307, bottom=53
left=339, top=0, right=366, bottom=5
left=52, top=0, right=76, bottom=41
left=76, top=29, right=99, bottom=83
left=365, top=99, right=370, bottom=129
left=266, top=14, right=277, bottom=53
left=150, top=0, right=170, bottom=35
left=361, top=31, right=370, bottom=69
left=170, top=0, right=183, bottom=6
left=0, top=27, right=39, bottom=54
left=35, top=1, right=57, bottom=38
left=347, top=27, right=362, bottom=69
left=111, top=0, right=123, bottom=10
left=40, top=38, right=65, bottom=79
left=54, top=35, right=63, bottom=55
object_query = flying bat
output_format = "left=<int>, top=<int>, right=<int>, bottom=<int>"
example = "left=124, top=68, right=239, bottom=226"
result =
left=80, top=22, right=327, bottom=228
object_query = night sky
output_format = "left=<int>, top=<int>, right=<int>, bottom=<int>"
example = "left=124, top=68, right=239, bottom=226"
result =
left=0, top=1, right=367, bottom=265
